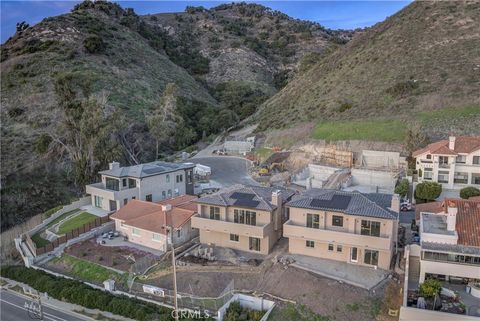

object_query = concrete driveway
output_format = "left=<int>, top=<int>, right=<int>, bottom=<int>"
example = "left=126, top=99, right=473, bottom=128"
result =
left=190, top=157, right=259, bottom=188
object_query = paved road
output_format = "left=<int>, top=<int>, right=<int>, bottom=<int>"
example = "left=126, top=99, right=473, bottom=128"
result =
left=190, top=157, right=259, bottom=188
left=1, top=290, right=88, bottom=321
left=399, top=209, right=416, bottom=224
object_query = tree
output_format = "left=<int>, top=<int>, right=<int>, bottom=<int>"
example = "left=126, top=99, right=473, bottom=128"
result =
left=404, top=125, right=429, bottom=156
left=395, top=179, right=409, bottom=198
left=415, top=181, right=442, bottom=202
left=419, top=279, right=441, bottom=298
left=460, top=187, right=480, bottom=199
left=16, top=21, right=29, bottom=33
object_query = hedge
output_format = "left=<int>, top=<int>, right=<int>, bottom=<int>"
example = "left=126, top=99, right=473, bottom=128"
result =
left=1, top=266, right=207, bottom=321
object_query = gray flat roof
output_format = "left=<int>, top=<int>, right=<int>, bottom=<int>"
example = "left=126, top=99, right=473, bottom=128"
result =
left=422, top=241, right=480, bottom=256
left=99, top=161, right=195, bottom=179
left=421, top=213, right=455, bottom=236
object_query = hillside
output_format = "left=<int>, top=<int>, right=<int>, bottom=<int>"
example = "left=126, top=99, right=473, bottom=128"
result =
left=257, top=1, right=480, bottom=137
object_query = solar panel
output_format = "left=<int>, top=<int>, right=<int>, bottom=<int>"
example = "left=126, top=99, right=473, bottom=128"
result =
left=309, top=195, right=351, bottom=210
left=230, top=192, right=255, bottom=200
left=143, top=167, right=167, bottom=174
left=234, top=198, right=260, bottom=208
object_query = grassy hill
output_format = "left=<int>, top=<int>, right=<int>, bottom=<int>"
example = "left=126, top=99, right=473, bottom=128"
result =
left=257, top=1, right=480, bottom=138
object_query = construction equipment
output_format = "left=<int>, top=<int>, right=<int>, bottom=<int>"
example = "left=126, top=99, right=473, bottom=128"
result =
left=258, top=162, right=286, bottom=176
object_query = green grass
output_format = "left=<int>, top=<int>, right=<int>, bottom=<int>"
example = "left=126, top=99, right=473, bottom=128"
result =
left=31, top=233, right=50, bottom=248
left=312, top=119, right=406, bottom=142
left=45, top=209, right=80, bottom=229
left=417, top=105, right=480, bottom=122
left=57, top=212, right=98, bottom=235
left=268, top=304, right=329, bottom=321
left=51, top=254, right=126, bottom=285
left=255, top=147, right=273, bottom=162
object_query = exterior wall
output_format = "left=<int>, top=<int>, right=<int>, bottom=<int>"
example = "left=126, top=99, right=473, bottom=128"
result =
left=416, top=149, right=480, bottom=189
left=114, top=219, right=168, bottom=252
left=284, top=207, right=397, bottom=270
left=198, top=229, right=271, bottom=255
left=400, top=306, right=478, bottom=321
left=419, top=259, right=480, bottom=283
left=171, top=220, right=198, bottom=246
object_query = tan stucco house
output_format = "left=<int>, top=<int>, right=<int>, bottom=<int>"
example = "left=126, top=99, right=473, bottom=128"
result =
left=284, top=189, right=400, bottom=270
left=110, top=195, right=198, bottom=252
left=413, top=136, right=480, bottom=190
left=191, top=185, right=295, bottom=255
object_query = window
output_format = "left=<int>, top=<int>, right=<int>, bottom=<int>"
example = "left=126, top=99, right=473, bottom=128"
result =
left=145, top=194, right=152, bottom=202
left=210, top=207, right=220, bottom=220
left=473, top=156, right=480, bottom=165
left=132, top=196, right=136, bottom=200
left=473, top=173, right=480, bottom=185
left=328, top=244, right=334, bottom=251
left=167, top=189, right=172, bottom=198
left=176, top=174, right=183, bottom=183
left=152, top=233, right=161, bottom=241
left=230, top=234, right=239, bottom=242
left=123, top=198, right=128, bottom=205
left=456, top=155, right=466, bottom=164
left=166, top=174, right=170, bottom=183
left=177, top=230, right=181, bottom=238
left=439, top=156, right=449, bottom=167
left=94, top=195, right=103, bottom=208
left=187, top=170, right=193, bottom=183
left=306, top=213, right=320, bottom=229
left=122, top=179, right=127, bottom=187
left=364, top=250, right=379, bottom=266
left=306, top=240, right=315, bottom=248
left=132, top=228, right=141, bottom=236
left=128, top=178, right=136, bottom=188
left=423, top=168, right=433, bottom=180
left=454, top=172, right=468, bottom=184
left=105, top=177, right=119, bottom=191
left=336, top=245, right=342, bottom=252
left=332, top=215, right=343, bottom=227
left=162, top=191, right=166, bottom=199
left=174, top=188, right=179, bottom=196
left=426, top=154, right=432, bottom=159
left=234, top=209, right=256, bottom=226
left=438, top=171, right=449, bottom=183
left=249, top=237, right=261, bottom=251
left=361, top=220, right=381, bottom=237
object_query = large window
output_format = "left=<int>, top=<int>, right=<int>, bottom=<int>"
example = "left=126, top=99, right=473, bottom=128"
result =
left=473, top=173, right=480, bottom=185
left=332, top=215, right=343, bottom=227
left=176, top=174, right=183, bottom=183
left=94, top=195, right=103, bottom=208
left=364, top=250, right=379, bottom=266
left=306, top=213, right=320, bottom=229
left=361, top=220, right=381, bottom=237
left=209, top=207, right=220, bottom=220
left=454, top=172, right=468, bottom=184
left=423, top=168, right=433, bottom=180
left=438, top=171, right=449, bottom=184
left=438, top=156, right=449, bottom=167
left=230, top=234, right=239, bottom=242
left=473, top=156, right=480, bottom=165
left=128, top=178, right=136, bottom=188
left=105, top=177, right=119, bottom=191
left=132, top=228, right=141, bottom=236
left=249, top=237, right=261, bottom=252
left=423, top=251, right=480, bottom=266
left=456, top=155, right=466, bottom=164
left=145, top=194, right=152, bottom=202
left=234, top=209, right=256, bottom=226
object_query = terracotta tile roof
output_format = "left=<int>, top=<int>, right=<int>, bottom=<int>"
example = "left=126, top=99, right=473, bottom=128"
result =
left=415, top=201, right=442, bottom=221
left=412, top=136, right=480, bottom=157
left=110, top=196, right=197, bottom=235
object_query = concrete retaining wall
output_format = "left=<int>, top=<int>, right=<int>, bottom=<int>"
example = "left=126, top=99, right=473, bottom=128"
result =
left=350, top=168, right=397, bottom=190
left=216, top=293, right=275, bottom=321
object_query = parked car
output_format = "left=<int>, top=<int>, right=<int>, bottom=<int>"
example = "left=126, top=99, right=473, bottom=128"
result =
left=400, top=201, right=413, bottom=211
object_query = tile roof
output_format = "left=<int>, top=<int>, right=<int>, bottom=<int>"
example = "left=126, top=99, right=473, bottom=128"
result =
left=421, top=241, right=480, bottom=256
left=415, top=201, right=443, bottom=221
left=100, top=161, right=195, bottom=178
left=195, top=184, right=296, bottom=211
left=110, top=195, right=197, bottom=234
left=412, top=136, right=480, bottom=157
left=287, top=189, right=398, bottom=220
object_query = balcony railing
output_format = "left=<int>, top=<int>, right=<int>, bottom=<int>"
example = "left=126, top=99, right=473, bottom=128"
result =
left=191, top=214, right=271, bottom=238
left=86, top=183, right=138, bottom=200
left=283, top=220, right=392, bottom=250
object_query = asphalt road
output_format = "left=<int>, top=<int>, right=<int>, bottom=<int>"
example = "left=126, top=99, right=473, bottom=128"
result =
left=0, top=290, right=88, bottom=321
left=190, top=157, right=259, bottom=188
left=399, top=210, right=416, bottom=224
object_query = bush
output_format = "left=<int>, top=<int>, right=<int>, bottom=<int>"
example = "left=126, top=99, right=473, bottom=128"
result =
left=415, top=181, right=442, bottom=202
left=460, top=187, right=480, bottom=199
left=395, top=179, right=410, bottom=198
left=224, top=301, right=263, bottom=321
left=419, top=279, right=441, bottom=298
left=83, top=35, right=105, bottom=53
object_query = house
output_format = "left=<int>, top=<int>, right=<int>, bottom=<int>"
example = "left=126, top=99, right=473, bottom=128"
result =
left=413, top=136, right=480, bottom=189
left=191, top=185, right=296, bottom=255
left=284, top=189, right=400, bottom=270
left=417, top=198, right=480, bottom=283
left=110, top=195, right=198, bottom=251
left=86, top=161, right=195, bottom=212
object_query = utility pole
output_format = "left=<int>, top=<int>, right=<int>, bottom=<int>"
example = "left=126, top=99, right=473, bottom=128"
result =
left=170, top=226, right=179, bottom=321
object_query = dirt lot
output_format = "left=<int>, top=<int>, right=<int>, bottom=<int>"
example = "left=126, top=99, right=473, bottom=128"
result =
left=64, top=238, right=160, bottom=272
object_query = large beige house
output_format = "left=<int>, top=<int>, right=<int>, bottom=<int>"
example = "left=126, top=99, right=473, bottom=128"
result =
left=418, top=198, right=480, bottom=283
left=413, top=136, right=480, bottom=190
left=86, top=161, right=195, bottom=212
left=284, top=189, right=399, bottom=270
left=191, top=185, right=295, bottom=255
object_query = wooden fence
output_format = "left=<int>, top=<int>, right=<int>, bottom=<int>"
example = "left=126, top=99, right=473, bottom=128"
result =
left=24, top=215, right=112, bottom=257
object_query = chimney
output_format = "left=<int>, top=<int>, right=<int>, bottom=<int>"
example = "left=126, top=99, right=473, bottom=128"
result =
left=271, top=190, right=283, bottom=208
left=109, top=161, right=120, bottom=170
left=446, top=201, right=457, bottom=232
left=448, top=136, right=456, bottom=150
left=306, top=177, right=313, bottom=190
left=390, top=194, right=400, bottom=213
left=162, top=204, right=172, bottom=212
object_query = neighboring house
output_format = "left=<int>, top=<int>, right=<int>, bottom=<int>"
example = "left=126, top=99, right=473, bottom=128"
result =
left=191, top=185, right=295, bottom=255
left=418, top=198, right=480, bottom=283
left=284, top=189, right=400, bottom=270
left=86, top=161, right=195, bottom=212
left=413, top=136, right=480, bottom=189
left=110, top=195, right=198, bottom=251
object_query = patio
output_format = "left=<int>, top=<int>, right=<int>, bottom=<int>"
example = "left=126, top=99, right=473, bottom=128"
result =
left=442, top=283, right=480, bottom=317
left=81, top=205, right=110, bottom=217
left=289, top=254, right=388, bottom=290
left=96, top=236, right=165, bottom=257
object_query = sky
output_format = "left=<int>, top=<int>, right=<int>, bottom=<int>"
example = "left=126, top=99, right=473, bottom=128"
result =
left=1, top=1, right=411, bottom=43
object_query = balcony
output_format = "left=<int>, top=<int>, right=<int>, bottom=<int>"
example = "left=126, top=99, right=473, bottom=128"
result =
left=283, top=220, right=392, bottom=251
left=86, top=182, right=138, bottom=200
left=191, top=214, right=271, bottom=238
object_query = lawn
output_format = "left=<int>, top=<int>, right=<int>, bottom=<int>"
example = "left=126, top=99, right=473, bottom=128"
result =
left=312, top=119, right=406, bottom=142
left=255, top=147, right=273, bottom=163
left=417, top=105, right=480, bottom=122
left=30, top=209, right=81, bottom=247
left=57, top=212, right=98, bottom=235
left=50, top=254, right=127, bottom=285
left=31, top=233, right=50, bottom=248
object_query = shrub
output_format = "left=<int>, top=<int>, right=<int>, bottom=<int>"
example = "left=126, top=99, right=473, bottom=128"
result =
left=415, top=181, right=442, bottom=202
left=395, top=179, right=409, bottom=198
left=83, top=35, right=105, bottom=53
left=419, top=279, right=441, bottom=298
left=460, top=187, right=480, bottom=199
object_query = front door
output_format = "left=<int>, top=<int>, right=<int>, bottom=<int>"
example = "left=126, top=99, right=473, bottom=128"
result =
left=109, top=200, right=117, bottom=211
left=249, top=237, right=261, bottom=252
left=351, top=247, right=358, bottom=263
